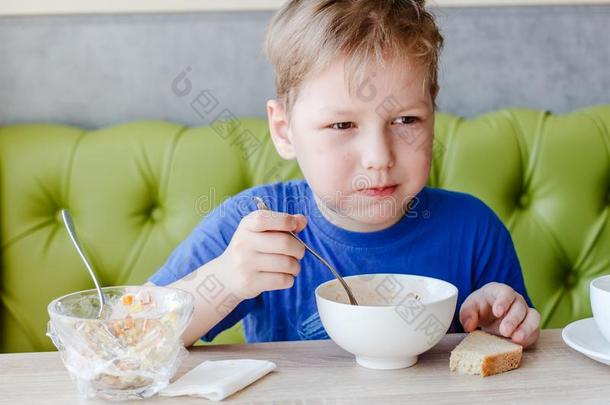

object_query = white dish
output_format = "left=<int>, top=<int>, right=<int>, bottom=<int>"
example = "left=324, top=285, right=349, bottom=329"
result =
left=590, top=275, right=610, bottom=342
left=315, top=274, right=458, bottom=370
left=562, top=317, right=610, bottom=365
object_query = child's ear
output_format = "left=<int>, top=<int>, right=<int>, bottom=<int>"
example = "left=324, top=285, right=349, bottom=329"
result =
left=267, top=99, right=296, bottom=160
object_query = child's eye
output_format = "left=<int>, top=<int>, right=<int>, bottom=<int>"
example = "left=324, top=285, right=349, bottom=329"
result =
left=329, top=122, right=355, bottom=131
left=393, top=116, right=419, bottom=125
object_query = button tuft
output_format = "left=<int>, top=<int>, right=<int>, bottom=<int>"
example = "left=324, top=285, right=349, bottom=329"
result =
left=150, top=207, right=163, bottom=222
left=518, top=194, right=530, bottom=208
left=564, top=272, right=578, bottom=288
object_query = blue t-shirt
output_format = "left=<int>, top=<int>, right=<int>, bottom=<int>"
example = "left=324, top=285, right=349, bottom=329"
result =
left=149, top=180, right=534, bottom=343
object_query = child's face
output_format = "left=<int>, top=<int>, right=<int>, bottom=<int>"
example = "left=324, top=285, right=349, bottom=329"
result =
left=268, top=56, right=436, bottom=232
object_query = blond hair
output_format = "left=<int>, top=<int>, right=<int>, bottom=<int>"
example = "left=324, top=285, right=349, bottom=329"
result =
left=264, top=0, right=444, bottom=120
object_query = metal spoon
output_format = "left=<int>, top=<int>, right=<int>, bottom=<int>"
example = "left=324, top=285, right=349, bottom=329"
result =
left=253, top=197, right=359, bottom=305
left=60, top=209, right=106, bottom=318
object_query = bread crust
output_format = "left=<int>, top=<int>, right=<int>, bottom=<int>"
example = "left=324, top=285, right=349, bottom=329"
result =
left=480, top=346, right=523, bottom=376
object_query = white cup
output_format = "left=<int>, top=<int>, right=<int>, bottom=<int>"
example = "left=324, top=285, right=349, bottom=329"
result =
left=590, top=275, right=610, bottom=343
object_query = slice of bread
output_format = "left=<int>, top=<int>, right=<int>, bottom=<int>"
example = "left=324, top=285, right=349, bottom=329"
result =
left=449, top=330, right=523, bottom=377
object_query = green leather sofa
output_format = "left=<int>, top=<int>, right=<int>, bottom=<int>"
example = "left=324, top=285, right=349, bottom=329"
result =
left=1, top=105, right=609, bottom=353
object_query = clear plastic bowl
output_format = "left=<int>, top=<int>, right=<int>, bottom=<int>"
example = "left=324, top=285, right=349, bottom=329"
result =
left=47, top=285, right=194, bottom=401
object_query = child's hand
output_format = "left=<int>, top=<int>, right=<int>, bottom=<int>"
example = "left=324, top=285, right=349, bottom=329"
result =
left=218, top=209, right=307, bottom=299
left=459, top=282, right=540, bottom=348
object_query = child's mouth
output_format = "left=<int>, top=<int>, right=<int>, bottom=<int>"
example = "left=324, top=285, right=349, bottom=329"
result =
left=358, top=185, right=397, bottom=197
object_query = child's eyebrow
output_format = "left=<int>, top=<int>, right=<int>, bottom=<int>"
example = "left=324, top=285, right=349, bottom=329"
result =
left=319, top=101, right=429, bottom=116
left=318, top=107, right=355, bottom=115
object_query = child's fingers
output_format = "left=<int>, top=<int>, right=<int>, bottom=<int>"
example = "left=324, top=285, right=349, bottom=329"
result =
left=461, top=283, right=522, bottom=332
left=253, top=252, right=301, bottom=276
left=254, top=231, right=306, bottom=259
left=252, top=271, right=296, bottom=292
left=511, top=307, right=541, bottom=348
left=293, top=214, right=308, bottom=233
left=483, top=282, right=517, bottom=318
left=498, top=296, right=528, bottom=337
left=459, top=293, right=484, bottom=332
left=244, top=209, right=300, bottom=232
left=462, top=283, right=540, bottom=347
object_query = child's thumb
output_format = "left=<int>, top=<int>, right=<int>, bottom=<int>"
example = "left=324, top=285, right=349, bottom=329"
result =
left=293, top=214, right=308, bottom=232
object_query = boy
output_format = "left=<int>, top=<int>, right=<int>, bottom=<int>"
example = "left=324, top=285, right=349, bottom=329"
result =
left=148, top=0, right=540, bottom=348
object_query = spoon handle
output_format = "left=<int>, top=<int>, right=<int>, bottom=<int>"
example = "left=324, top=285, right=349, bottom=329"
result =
left=288, top=230, right=359, bottom=305
left=60, top=210, right=106, bottom=317
left=253, top=197, right=359, bottom=305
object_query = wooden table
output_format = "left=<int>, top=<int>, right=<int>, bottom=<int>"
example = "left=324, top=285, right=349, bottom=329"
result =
left=0, top=329, right=608, bottom=404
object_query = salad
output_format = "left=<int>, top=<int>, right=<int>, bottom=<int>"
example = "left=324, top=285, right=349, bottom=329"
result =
left=47, top=286, right=193, bottom=401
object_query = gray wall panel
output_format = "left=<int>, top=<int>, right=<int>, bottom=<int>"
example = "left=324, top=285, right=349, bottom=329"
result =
left=0, top=5, right=608, bottom=128
left=436, top=5, right=610, bottom=117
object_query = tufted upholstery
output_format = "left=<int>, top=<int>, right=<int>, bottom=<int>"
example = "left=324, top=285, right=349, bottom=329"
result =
left=1, top=106, right=609, bottom=353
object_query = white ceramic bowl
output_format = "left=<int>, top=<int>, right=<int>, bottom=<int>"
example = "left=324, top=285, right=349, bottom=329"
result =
left=590, top=275, right=610, bottom=343
left=315, top=274, right=458, bottom=370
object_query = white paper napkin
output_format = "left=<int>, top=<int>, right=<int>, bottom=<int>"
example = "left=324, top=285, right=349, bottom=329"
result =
left=159, top=359, right=276, bottom=401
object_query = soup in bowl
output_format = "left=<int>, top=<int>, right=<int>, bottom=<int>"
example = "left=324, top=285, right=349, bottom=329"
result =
left=315, top=274, right=458, bottom=370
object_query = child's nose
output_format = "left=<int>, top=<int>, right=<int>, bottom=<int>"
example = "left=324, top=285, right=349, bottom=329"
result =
left=360, top=131, right=395, bottom=170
